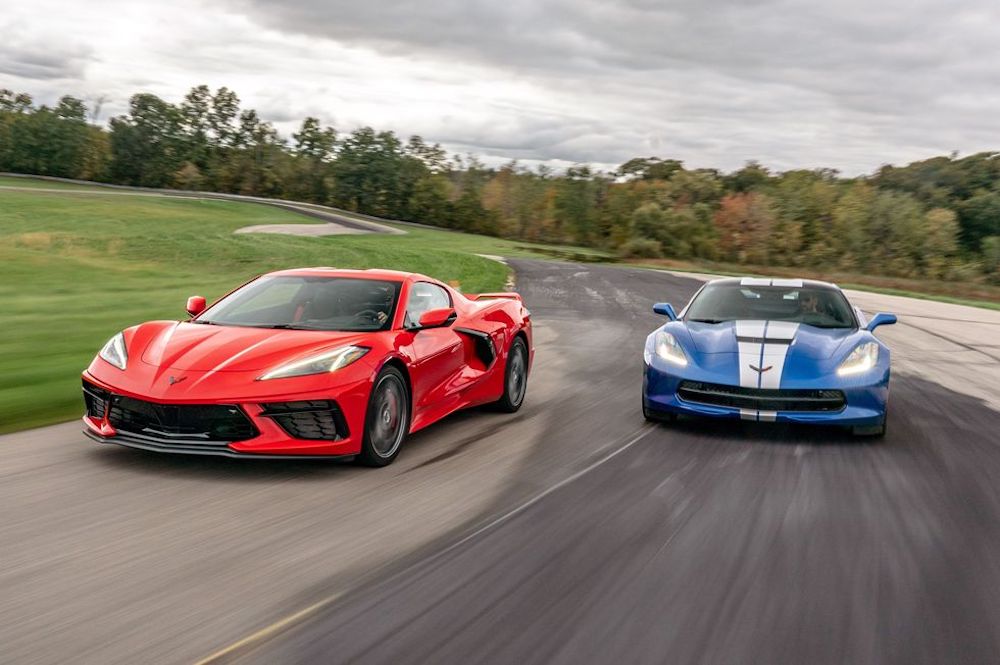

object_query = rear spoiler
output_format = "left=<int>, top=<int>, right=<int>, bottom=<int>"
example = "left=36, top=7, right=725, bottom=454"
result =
left=467, top=292, right=523, bottom=302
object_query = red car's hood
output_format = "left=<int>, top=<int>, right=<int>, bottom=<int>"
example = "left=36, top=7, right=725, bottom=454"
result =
left=138, top=322, right=370, bottom=372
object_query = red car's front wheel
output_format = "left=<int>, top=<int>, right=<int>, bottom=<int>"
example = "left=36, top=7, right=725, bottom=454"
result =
left=357, top=366, right=410, bottom=466
left=495, top=336, right=528, bottom=413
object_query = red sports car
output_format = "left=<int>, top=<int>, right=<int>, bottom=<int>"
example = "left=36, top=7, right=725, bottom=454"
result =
left=81, top=268, right=533, bottom=465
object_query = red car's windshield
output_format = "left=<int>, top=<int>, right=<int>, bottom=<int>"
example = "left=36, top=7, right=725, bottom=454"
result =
left=195, top=276, right=402, bottom=331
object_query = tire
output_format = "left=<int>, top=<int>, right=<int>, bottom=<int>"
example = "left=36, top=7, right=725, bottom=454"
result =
left=852, top=408, right=887, bottom=438
left=643, top=399, right=676, bottom=423
left=852, top=420, right=886, bottom=438
left=357, top=366, right=410, bottom=467
left=495, top=336, right=529, bottom=413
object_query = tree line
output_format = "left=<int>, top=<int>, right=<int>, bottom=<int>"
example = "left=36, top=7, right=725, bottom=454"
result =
left=2, top=85, right=999, bottom=283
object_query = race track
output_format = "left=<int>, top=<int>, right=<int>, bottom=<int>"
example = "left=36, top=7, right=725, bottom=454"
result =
left=3, top=260, right=1000, bottom=665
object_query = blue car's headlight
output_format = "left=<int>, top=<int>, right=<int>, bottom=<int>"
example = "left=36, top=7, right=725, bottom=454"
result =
left=98, top=332, right=128, bottom=370
left=650, top=331, right=688, bottom=367
left=257, top=345, right=369, bottom=381
left=837, top=342, right=879, bottom=376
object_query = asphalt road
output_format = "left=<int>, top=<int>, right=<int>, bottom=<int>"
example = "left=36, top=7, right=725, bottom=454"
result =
left=3, top=260, right=1000, bottom=664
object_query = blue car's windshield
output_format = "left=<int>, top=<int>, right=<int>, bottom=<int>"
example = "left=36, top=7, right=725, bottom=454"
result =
left=686, top=283, right=856, bottom=329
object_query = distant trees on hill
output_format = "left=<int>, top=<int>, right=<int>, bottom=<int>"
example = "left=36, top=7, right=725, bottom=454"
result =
left=2, top=85, right=998, bottom=283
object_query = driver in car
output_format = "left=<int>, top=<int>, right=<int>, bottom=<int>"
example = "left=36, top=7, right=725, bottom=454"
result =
left=800, top=292, right=823, bottom=316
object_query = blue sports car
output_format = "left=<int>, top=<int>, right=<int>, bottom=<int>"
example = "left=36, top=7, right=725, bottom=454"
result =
left=642, top=278, right=897, bottom=436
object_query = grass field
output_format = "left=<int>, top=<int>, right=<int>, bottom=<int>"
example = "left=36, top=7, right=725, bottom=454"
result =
left=0, top=174, right=106, bottom=191
left=0, top=179, right=575, bottom=432
left=4, top=174, right=997, bottom=433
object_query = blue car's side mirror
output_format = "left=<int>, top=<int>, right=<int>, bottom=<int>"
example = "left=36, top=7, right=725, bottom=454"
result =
left=866, top=312, right=897, bottom=332
left=653, top=303, right=678, bottom=320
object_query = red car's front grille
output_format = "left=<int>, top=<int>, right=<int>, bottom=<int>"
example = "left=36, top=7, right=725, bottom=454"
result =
left=82, top=380, right=258, bottom=442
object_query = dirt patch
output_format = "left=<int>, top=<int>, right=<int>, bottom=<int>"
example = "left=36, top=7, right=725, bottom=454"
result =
left=234, top=223, right=370, bottom=237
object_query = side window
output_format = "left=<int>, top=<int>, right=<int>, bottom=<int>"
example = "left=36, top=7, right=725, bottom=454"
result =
left=405, top=282, right=452, bottom=327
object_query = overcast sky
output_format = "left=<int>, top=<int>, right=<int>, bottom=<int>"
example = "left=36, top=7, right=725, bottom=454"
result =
left=2, top=0, right=999, bottom=174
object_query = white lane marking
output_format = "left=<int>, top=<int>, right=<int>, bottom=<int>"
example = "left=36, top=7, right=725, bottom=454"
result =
left=740, top=408, right=757, bottom=421
left=193, top=425, right=656, bottom=664
left=758, top=410, right=778, bottom=422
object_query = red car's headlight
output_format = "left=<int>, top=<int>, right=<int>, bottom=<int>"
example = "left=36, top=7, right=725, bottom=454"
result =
left=98, top=332, right=128, bottom=370
left=257, top=345, right=370, bottom=381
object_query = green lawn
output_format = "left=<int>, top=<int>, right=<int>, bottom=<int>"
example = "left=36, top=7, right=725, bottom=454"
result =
left=0, top=175, right=105, bottom=191
left=0, top=185, right=565, bottom=432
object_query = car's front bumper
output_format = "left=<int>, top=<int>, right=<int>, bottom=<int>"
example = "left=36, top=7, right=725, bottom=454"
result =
left=642, top=361, right=888, bottom=427
left=82, top=369, right=371, bottom=458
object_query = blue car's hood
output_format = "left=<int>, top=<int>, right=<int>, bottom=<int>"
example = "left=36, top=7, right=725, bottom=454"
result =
left=651, top=319, right=878, bottom=391
left=684, top=320, right=855, bottom=359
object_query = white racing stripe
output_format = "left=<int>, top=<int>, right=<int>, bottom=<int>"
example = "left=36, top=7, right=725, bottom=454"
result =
left=758, top=321, right=799, bottom=390
left=739, top=277, right=804, bottom=288
left=733, top=318, right=800, bottom=418
left=735, top=320, right=767, bottom=388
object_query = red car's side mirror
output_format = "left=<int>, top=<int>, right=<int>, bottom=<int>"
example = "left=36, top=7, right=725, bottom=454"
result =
left=417, top=307, right=456, bottom=329
left=186, top=296, right=207, bottom=317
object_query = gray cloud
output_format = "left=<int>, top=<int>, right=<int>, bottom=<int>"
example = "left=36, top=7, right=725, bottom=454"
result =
left=0, top=21, right=91, bottom=81
left=226, top=0, right=1000, bottom=173
left=3, top=0, right=1000, bottom=174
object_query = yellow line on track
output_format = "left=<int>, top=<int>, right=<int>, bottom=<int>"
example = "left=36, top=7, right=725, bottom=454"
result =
left=192, top=423, right=655, bottom=664
left=192, top=596, right=343, bottom=664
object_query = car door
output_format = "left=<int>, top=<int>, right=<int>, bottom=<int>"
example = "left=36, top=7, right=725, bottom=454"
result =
left=402, top=282, right=465, bottom=419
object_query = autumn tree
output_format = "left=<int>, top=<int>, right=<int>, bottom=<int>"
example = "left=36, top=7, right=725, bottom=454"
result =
left=4, top=81, right=1000, bottom=283
left=713, top=193, right=777, bottom=264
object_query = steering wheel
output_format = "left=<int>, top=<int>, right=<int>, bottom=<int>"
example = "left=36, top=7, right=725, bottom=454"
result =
left=353, top=309, right=382, bottom=324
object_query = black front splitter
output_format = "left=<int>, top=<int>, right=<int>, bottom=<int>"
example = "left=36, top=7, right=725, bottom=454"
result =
left=83, top=429, right=354, bottom=461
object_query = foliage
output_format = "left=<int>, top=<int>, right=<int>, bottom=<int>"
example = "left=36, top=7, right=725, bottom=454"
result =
left=1, top=84, right=997, bottom=282
left=618, top=237, right=663, bottom=259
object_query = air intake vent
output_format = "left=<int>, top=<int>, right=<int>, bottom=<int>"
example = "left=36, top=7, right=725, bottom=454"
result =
left=259, top=400, right=348, bottom=441
left=677, top=381, right=846, bottom=412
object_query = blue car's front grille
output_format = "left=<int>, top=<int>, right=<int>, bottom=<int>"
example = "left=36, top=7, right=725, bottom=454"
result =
left=677, top=381, right=845, bottom=412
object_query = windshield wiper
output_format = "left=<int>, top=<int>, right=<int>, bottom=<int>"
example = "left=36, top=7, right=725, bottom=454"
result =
left=190, top=319, right=219, bottom=325
left=688, top=318, right=727, bottom=324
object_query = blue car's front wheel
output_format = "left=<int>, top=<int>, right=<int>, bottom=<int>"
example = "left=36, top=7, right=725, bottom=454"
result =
left=852, top=407, right=887, bottom=438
